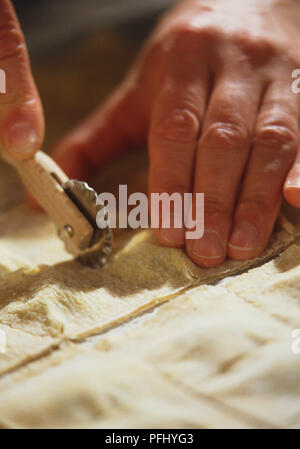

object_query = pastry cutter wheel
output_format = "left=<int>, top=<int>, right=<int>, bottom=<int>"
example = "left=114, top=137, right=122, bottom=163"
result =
left=2, top=150, right=113, bottom=268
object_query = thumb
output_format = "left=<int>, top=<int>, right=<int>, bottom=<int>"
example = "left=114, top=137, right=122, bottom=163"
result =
left=51, top=80, right=147, bottom=180
left=284, top=148, right=300, bottom=207
left=0, top=0, right=44, bottom=160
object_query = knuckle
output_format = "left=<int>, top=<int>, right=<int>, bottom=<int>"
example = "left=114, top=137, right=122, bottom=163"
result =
left=163, top=27, right=197, bottom=54
left=0, top=22, right=25, bottom=61
left=203, top=121, right=250, bottom=150
left=197, top=25, right=223, bottom=42
left=153, top=108, right=200, bottom=143
left=255, top=125, right=298, bottom=159
left=287, top=52, right=300, bottom=71
left=170, top=25, right=198, bottom=42
left=167, top=24, right=221, bottom=52
left=232, top=31, right=278, bottom=63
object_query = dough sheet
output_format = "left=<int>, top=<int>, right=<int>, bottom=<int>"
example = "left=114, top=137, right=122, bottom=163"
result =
left=0, top=203, right=299, bottom=428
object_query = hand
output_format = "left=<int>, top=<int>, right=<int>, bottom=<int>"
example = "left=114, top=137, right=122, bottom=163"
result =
left=52, top=0, right=300, bottom=268
left=0, top=0, right=44, bottom=160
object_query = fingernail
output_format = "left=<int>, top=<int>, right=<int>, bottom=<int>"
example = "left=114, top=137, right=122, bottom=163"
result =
left=189, top=229, right=225, bottom=259
left=5, top=121, right=40, bottom=156
left=229, top=222, right=260, bottom=251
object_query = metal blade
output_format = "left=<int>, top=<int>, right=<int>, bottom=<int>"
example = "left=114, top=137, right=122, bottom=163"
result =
left=62, top=179, right=113, bottom=268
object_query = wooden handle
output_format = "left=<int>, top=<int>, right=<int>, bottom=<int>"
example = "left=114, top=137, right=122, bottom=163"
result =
left=3, top=151, right=94, bottom=251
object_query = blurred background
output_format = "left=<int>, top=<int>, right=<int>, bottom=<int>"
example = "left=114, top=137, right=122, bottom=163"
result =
left=0, top=0, right=176, bottom=214
left=14, top=0, right=175, bottom=57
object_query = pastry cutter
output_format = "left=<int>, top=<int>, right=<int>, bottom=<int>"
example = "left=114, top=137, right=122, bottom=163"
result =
left=2, top=150, right=113, bottom=268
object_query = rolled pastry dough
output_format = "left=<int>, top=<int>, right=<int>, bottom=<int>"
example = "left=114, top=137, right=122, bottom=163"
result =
left=0, top=204, right=296, bottom=376
left=0, top=203, right=299, bottom=428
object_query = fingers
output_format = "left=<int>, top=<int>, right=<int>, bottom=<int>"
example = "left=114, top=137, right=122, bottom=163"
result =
left=228, top=81, right=299, bottom=260
left=148, top=46, right=209, bottom=247
left=0, top=0, right=44, bottom=160
left=186, top=76, right=261, bottom=267
left=51, top=80, right=146, bottom=180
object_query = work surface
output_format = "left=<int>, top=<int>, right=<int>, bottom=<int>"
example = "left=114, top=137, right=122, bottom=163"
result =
left=1, top=32, right=300, bottom=429
left=0, top=161, right=300, bottom=428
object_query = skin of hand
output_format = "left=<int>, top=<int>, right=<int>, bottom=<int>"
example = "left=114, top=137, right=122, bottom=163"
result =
left=0, top=0, right=44, bottom=160
left=51, top=0, right=300, bottom=268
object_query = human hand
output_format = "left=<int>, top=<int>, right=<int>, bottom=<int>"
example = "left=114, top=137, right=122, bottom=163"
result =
left=52, top=0, right=300, bottom=267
